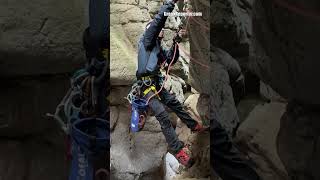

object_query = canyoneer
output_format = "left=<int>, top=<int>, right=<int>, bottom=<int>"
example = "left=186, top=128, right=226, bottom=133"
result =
left=128, top=0, right=208, bottom=168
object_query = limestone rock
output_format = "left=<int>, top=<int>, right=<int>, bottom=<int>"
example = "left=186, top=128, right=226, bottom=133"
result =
left=110, top=25, right=137, bottom=86
left=164, top=75, right=186, bottom=104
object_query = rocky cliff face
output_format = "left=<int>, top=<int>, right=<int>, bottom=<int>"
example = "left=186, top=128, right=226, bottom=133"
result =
left=251, top=1, right=320, bottom=179
left=207, top=0, right=291, bottom=179
left=251, top=0, right=320, bottom=105
left=0, top=0, right=88, bottom=76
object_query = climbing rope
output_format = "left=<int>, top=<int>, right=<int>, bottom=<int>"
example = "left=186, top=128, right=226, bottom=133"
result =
left=178, top=44, right=210, bottom=69
left=175, top=6, right=210, bottom=71
left=145, top=42, right=178, bottom=105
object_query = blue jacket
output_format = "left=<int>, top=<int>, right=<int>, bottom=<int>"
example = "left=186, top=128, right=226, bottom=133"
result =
left=137, top=0, right=179, bottom=77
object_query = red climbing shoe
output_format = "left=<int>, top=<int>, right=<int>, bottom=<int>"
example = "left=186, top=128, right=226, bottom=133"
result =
left=174, top=146, right=194, bottom=168
left=191, top=123, right=209, bottom=133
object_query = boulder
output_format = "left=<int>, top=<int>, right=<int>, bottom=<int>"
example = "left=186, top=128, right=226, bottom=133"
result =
left=260, top=81, right=285, bottom=102
left=184, top=94, right=209, bottom=126
left=211, top=0, right=251, bottom=57
left=278, top=102, right=320, bottom=180
left=209, top=62, right=239, bottom=136
left=110, top=106, right=167, bottom=179
left=164, top=75, right=186, bottom=104
left=236, top=102, right=288, bottom=180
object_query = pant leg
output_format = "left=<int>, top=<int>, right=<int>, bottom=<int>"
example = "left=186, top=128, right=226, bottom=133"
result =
left=159, top=89, right=197, bottom=129
left=211, top=118, right=260, bottom=180
left=146, top=92, right=184, bottom=154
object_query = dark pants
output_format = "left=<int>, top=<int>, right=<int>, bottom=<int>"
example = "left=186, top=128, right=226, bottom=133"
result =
left=146, top=89, right=198, bottom=154
left=211, top=119, right=260, bottom=180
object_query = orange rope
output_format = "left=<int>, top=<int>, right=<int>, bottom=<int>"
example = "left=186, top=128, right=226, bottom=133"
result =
left=179, top=9, right=210, bottom=70
left=178, top=44, right=210, bottom=69
left=146, top=43, right=178, bottom=105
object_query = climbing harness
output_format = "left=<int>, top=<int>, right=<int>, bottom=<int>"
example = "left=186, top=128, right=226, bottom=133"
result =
left=127, top=34, right=179, bottom=132
left=126, top=79, right=153, bottom=132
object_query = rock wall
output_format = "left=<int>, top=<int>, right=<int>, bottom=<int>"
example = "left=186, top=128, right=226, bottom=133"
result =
left=252, top=1, right=320, bottom=179
left=0, top=0, right=89, bottom=76
left=251, top=0, right=320, bottom=105
left=208, top=0, right=320, bottom=179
